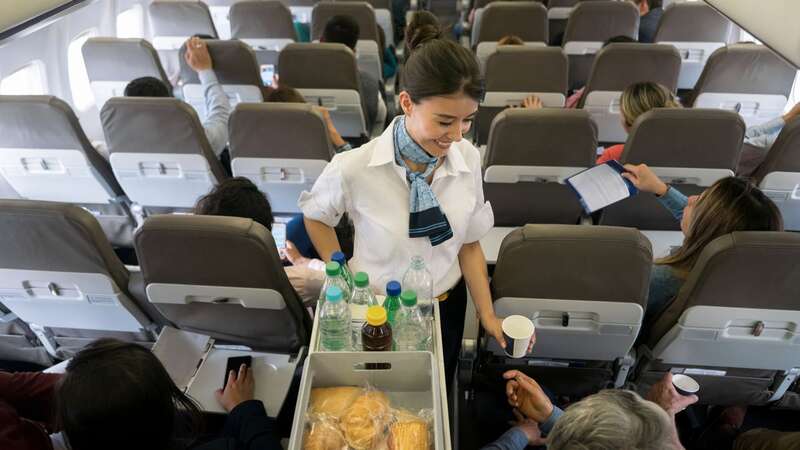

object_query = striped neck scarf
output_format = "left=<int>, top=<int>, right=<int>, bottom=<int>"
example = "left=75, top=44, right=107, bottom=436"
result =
left=393, top=116, right=453, bottom=246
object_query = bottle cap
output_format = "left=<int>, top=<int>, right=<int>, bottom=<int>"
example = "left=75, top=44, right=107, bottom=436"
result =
left=325, top=261, right=341, bottom=276
left=325, top=286, right=343, bottom=303
left=400, top=290, right=417, bottom=307
left=331, top=251, right=346, bottom=266
left=354, top=272, right=369, bottom=288
left=386, top=280, right=401, bottom=297
left=366, top=305, right=388, bottom=326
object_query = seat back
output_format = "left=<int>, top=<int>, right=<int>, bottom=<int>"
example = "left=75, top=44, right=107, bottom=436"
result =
left=311, top=2, right=382, bottom=80
left=135, top=214, right=311, bottom=352
left=563, top=1, right=639, bottom=90
left=489, top=224, right=652, bottom=394
left=547, top=0, right=606, bottom=45
left=753, top=119, right=800, bottom=231
left=82, top=38, right=169, bottom=110
left=641, top=232, right=800, bottom=405
left=101, top=97, right=228, bottom=209
left=477, top=46, right=568, bottom=145
left=231, top=1, right=297, bottom=49
left=581, top=43, right=681, bottom=143
left=285, top=0, right=317, bottom=24
left=484, top=109, right=596, bottom=225
left=278, top=43, right=366, bottom=138
left=600, top=109, right=745, bottom=230
left=204, top=0, right=248, bottom=40
left=654, top=2, right=733, bottom=89
left=473, top=2, right=548, bottom=53
left=345, top=0, right=393, bottom=48
left=229, top=103, right=333, bottom=214
left=178, top=39, right=264, bottom=121
left=149, top=0, right=218, bottom=50
left=690, top=44, right=796, bottom=128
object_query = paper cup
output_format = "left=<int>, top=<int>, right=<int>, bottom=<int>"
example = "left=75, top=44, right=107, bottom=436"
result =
left=502, top=315, right=534, bottom=359
left=672, top=374, right=700, bottom=396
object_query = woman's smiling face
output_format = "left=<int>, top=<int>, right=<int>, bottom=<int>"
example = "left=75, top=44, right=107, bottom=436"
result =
left=399, top=90, right=479, bottom=157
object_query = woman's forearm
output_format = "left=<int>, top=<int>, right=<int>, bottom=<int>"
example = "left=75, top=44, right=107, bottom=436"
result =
left=303, top=217, right=341, bottom=262
left=458, top=241, right=495, bottom=321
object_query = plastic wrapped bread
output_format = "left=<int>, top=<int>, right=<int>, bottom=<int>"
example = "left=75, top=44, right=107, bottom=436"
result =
left=339, top=390, right=391, bottom=450
left=309, top=386, right=363, bottom=419
left=388, top=421, right=429, bottom=450
left=303, top=419, right=347, bottom=450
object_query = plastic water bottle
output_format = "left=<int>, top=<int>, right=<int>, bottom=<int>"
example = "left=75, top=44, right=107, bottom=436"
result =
left=382, top=281, right=402, bottom=327
left=318, top=261, right=351, bottom=303
left=350, top=272, right=378, bottom=306
left=320, top=286, right=351, bottom=351
left=394, top=290, right=430, bottom=351
left=402, top=256, right=434, bottom=319
left=331, top=251, right=354, bottom=291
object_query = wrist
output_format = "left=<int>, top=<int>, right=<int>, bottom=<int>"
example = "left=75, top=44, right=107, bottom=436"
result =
left=655, top=182, right=669, bottom=197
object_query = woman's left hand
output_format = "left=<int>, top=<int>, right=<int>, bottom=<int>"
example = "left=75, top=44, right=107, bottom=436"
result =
left=481, top=314, right=535, bottom=354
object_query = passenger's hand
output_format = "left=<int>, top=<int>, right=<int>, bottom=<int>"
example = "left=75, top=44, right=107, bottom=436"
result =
left=285, top=240, right=311, bottom=267
left=522, top=95, right=543, bottom=110
left=621, top=163, right=669, bottom=196
left=313, top=106, right=347, bottom=148
left=645, top=373, right=699, bottom=417
left=215, top=363, right=255, bottom=412
left=783, top=102, right=800, bottom=122
left=503, top=370, right=554, bottom=423
left=510, top=409, right=547, bottom=445
left=185, top=37, right=213, bottom=72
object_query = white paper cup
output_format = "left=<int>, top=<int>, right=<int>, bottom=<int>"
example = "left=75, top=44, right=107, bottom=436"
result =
left=502, top=315, right=534, bottom=359
left=672, top=374, right=700, bottom=396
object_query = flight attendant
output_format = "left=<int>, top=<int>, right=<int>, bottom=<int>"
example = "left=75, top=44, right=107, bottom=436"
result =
left=298, top=24, right=531, bottom=383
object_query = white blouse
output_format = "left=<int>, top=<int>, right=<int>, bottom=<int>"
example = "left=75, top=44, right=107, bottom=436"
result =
left=298, top=118, right=494, bottom=296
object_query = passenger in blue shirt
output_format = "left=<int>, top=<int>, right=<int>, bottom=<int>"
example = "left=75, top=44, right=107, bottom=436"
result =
left=631, top=0, right=663, bottom=44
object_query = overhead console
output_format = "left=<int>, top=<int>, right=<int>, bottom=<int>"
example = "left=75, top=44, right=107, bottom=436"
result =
left=0, top=0, right=84, bottom=41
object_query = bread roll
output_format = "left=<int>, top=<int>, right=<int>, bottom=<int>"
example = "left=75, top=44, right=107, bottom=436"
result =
left=309, top=386, right=362, bottom=419
left=303, top=420, right=346, bottom=450
left=388, top=422, right=429, bottom=450
left=340, top=391, right=391, bottom=450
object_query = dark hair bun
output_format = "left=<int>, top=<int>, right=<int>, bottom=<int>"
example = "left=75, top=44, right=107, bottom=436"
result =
left=407, top=24, right=443, bottom=52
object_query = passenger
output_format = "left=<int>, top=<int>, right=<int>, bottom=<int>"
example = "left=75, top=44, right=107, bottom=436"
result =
left=565, top=35, right=638, bottom=109
left=124, top=37, right=231, bottom=159
left=319, top=15, right=381, bottom=132
left=630, top=0, right=664, bottom=44
left=739, top=101, right=800, bottom=175
left=621, top=165, right=783, bottom=326
left=299, top=26, right=533, bottom=387
left=377, top=26, right=398, bottom=80
left=0, top=338, right=281, bottom=450
left=497, top=35, right=524, bottom=46
left=194, top=177, right=325, bottom=305
left=597, top=81, right=681, bottom=164
left=265, top=85, right=353, bottom=153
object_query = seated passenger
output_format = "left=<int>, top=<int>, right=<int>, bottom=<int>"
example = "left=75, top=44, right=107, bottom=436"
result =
left=621, top=164, right=783, bottom=326
left=320, top=15, right=381, bottom=132
left=739, top=101, right=800, bottom=174
left=125, top=37, right=230, bottom=159
left=630, top=0, right=663, bottom=44
left=377, top=26, right=398, bottom=80
left=194, top=177, right=325, bottom=305
left=0, top=338, right=281, bottom=450
left=497, top=35, right=524, bottom=46
left=565, top=35, right=639, bottom=109
left=597, top=81, right=681, bottom=164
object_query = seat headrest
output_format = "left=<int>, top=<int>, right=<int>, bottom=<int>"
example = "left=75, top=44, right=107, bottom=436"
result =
left=0, top=95, right=93, bottom=150
left=492, top=224, right=653, bottom=305
left=311, top=2, right=379, bottom=42
left=623, top=108, right=745, bottom=170
left=476, top=2, right=548, bottom=44
left=693, top=44, right=796, bottom=97
left=149, top=0, right=217, bottom=38
left=585, top=43, right=681, bottom=94
left=486, top=109, right=597, bottom=167
left=362, top=0, right=390, bottom=10
left=82, top=38, right=168, bottom=84
left=278, top=43, right=360, bottom=91
left=564, top=1, right=639, bottom=43
left=178, top=40, right=262, bottom=86
left=230, top=1, right=296, bottom=40
left=655, top=2, right=733, bottom=42
left=753, top=118, right=800, bottom=183
left=229, top=103, right=333, bottom=160
left=485, top=46, right=568, bottom=93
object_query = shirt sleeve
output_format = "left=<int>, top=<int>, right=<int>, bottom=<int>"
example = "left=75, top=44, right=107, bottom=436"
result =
left=596, top=144, right=625, bottom=165
left=199, top=69, right=231, bottom=157
left=539, top=405, right=565, bottom=435
left=656, top=186, right=689, bottom=221
left=298, top=154, right=349, bottom=227
left=464, top=152, right=494, bottom=244
left=744, top=117, right=785, bottom=150
left=480, top=427, right=530, bottom=450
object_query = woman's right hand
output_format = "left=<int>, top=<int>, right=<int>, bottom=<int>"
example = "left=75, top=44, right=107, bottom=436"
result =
left=622, top=163, right=669, bottom=196
left=215, top=364, right=255, bottom=412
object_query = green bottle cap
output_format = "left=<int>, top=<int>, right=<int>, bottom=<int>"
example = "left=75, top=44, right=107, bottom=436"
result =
left=325, top=261, right=341, bottom=277
left=400, top=290, right=417, bottom=307
left=354, top=272, right=369, bottom=288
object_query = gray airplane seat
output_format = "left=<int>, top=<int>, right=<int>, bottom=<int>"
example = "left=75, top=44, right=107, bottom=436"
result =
left=635, top=232, right=800, bottom=406
left=229, top=103, right=333, bottom=214
left=0, top=96, right=136, bottom=247
left=547, top=0, right=606, bottom=45
left=473, top=2, right=548, bottom=68
left=100, top=97, right=228, bottom=212
left=580, top=42, right=681, bottom=143
left=600, top=108, right=745, bottom=230
left=278, top=43, right=368, bottom=139
left=483, top=109, right=596, bottom=225
left=311, top=1, right=383, bottom=82
left=346, top=0, right=394, bottom=49
left=463, top=225, right=652, bottom=397
left=0, top=199, right=161, bottom=362
left=82, top=37, right=170, bottom=110
left=230, top=0, right=297, bottom=68
left=135, top=214, right=312, bottom=353
left=476, top=46, right=568, bottom=146
left=148, top=1, right=218, bottom=81
left=752, top=118, right=800, bottom=231
left=562, top=0, right=639, bottom=91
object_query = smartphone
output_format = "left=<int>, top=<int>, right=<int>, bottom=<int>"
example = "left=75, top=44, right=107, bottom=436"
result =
left=223, top=355, right=253, bottom=388
left=260, top=64, right=275, bottom=87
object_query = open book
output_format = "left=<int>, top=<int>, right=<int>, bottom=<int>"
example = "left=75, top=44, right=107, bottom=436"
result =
left=566, top=161, right=638, bottom=214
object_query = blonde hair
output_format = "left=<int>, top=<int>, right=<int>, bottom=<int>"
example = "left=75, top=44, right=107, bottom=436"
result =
left=498, top=35, right=524, bottom=46
left=658, top=177, right=783, bottom=273
left=620, top=82, right=681, bottom=128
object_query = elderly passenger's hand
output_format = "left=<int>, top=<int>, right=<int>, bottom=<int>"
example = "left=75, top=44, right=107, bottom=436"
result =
left=646, top=373, right=699, bottom=417
left=511, top=409, right=548, bottom=446
left=185, top=37, right=213, bottom=72
left=215, top=363, right=255, bottom=412
left=621, top=163, right=669, bottom=196
left=503, top=370, right=553, bottom=423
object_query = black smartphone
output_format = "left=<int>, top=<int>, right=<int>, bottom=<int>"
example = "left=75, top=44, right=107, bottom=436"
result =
left=223, top=355, right=253, bottom=389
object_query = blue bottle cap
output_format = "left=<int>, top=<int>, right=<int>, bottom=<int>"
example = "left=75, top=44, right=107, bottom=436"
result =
left=331, top=251, right=346, bottom=265
left=386, top=280, right=401, bottom=297
left=326, top=286, right=343, bottom=303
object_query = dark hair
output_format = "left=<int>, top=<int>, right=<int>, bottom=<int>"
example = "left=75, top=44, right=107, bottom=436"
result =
left=604, top=35, right=637, bottom=47
left=321, top=15, right=359, bottom=50
left=265, top=85, right=306, bottom=103
left=403, top=28, right=483, bottom=103
left=57, top=339, right=203, bottom=450
left=195, top=177, right=274, bottom=231
left=404, top=10, right=440, bottom=61
left=124, top=76, right=171, bottom=98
